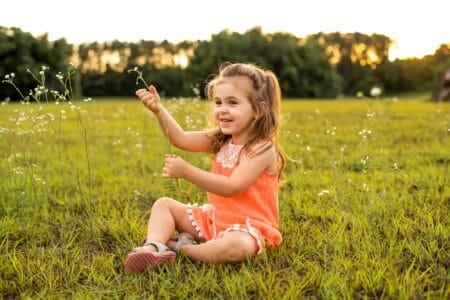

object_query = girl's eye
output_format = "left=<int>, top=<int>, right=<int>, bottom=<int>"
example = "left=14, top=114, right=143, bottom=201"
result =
left=215, top=100, right=222, bottom=106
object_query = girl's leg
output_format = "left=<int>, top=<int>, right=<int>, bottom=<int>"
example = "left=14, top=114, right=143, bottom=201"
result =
left=171, top=231, right=259, bottom=263
left=124, top=197, right=200, bottom=272
left=143, top=197, right=199, bottom=251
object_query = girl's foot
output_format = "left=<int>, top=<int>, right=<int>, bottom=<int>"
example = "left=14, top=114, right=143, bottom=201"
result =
left=124, top=241, right=176, bottom=273
left=167, top=233, right=198, bottom=253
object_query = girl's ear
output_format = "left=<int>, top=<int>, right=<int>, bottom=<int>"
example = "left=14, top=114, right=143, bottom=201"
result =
left=259, top=101, right=269, bottom=115
left=252, top=107, right=260, bottom=122
left=253, top=101, right=266, bottom=121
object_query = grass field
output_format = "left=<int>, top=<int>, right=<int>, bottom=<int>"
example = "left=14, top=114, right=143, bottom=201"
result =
left=0, top=96, right=448, bottom=299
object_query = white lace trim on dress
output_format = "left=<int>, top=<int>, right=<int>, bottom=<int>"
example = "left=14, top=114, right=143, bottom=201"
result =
left=186, top=204, right=204, bottom=239
left=216, top=142, right=244, bottom=168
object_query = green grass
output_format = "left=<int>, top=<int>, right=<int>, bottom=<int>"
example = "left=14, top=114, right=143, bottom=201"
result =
left=0, top=97, right=448, bottom=299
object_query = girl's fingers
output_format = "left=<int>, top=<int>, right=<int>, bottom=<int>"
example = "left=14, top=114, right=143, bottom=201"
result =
left=135, top=88, right=147, bottom=97
left=148, top=85, right=158, bottom=96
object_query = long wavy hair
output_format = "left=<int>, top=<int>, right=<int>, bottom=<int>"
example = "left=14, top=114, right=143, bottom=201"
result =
left=205, top=62, right=286, bottom=180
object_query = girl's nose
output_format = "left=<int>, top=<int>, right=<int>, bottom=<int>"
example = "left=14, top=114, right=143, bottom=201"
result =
left=217, top=105, right=227, bottom=113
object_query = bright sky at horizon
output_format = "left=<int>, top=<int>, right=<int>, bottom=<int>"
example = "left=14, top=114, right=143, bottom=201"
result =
left=1, top=0, right=449, bottom=60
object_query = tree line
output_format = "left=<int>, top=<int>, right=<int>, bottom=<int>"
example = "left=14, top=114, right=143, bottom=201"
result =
left=1, top=26, right=449, bottom=100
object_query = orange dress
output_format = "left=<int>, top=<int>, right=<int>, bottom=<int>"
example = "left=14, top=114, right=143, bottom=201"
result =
left=187, top=142, right=282, bottom=254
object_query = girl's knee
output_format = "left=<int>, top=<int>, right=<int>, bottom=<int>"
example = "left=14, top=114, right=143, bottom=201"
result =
left=151, top=197, right=189, bottom=226
left=153, top=197, right=175, bottom=209
left=220, top=232, right=258, bottom=262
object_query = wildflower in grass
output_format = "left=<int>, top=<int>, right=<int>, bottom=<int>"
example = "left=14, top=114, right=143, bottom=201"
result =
left=69, top=102, right=77, bottom=111
left=318, top=189, right=330, bottom=197
left=362, top=183, right=370, bottom=192
left=358, top=128, right=372, bottom=139
left=33, top=174, right=46, bottom=185
left=360, top=155, right=369, bottom=165
left=366, top=110, right=376, bottom=117
left=326, top=126, right=336, bottom=135
left=13, top=167, right=23, bottom=175
left=3, top=62, right=95, bottom=205
left=25, top=66, right=51, bottom=103
left=133, top=189, right=142, bottom=200
left=2, top=72, right=27, bottom=101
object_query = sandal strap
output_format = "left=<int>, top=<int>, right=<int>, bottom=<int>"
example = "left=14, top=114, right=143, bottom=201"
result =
left=174, top=234, right=198, bottom=253
left=143, top=241, right=170, bottom=252
left=133, top=241, right=171, bottom=253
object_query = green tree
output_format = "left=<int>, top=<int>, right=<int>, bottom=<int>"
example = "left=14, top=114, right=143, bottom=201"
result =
left=307, top=32, right=392, bottom=95
left=267, top=34, right=342, bottom=98
left=187, top=28, right=341, bottom=98
left=0, top=26, right=73, bottom=101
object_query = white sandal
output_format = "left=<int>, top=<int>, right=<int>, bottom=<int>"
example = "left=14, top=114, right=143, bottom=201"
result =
left=124, top=241, right=176, bottom=273
left=170, top=233, right=198, bottom=253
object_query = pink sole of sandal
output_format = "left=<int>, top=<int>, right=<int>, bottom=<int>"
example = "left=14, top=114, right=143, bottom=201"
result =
left=124, top=251, right=176, bottom=273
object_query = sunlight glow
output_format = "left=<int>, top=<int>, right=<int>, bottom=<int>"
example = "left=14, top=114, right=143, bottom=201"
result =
left=388, top=39, right=441, bottom=60
left=1, top=0, right=449, bottom=61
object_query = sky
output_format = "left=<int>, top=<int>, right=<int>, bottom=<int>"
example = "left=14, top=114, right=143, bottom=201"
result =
left=1, top=0, right=449, bottom=60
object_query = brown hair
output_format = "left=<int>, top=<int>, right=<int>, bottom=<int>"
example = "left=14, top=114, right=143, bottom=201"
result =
left=205, top=62, right=286, bottom=179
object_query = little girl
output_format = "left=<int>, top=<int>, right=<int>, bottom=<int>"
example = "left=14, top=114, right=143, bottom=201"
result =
left=124, top=62, right=286, bottom=273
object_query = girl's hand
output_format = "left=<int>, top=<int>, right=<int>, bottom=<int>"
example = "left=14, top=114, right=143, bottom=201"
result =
left=136, top=85, right=161, bottom=113
left=162, top=154, right=188, bottom=178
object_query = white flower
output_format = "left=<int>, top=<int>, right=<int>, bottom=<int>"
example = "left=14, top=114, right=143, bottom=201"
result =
left=366, top=110, right=376, bottom=117
left=358, top=129, right=372, bottom=139
left=318, top=189, right=330, bottom=196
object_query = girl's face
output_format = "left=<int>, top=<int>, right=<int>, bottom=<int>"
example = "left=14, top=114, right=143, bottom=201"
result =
left=213, top=76, right=256, bottom=144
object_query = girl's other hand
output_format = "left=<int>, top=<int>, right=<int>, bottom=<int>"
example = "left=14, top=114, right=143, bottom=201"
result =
left=162, top=154, right=188, bottom=178
left=136, top=85, right=161, bottom=113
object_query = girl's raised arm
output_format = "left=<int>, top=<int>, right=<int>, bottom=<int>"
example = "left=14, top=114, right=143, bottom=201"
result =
left=136, top=86, right=216, bottom=152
